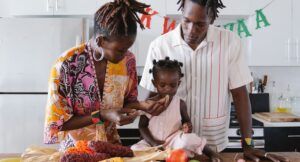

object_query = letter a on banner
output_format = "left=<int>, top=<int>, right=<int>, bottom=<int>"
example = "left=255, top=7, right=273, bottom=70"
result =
left=162, top=17, right=176, bottom=34
left=237, top=19, right=252, bottom=37
left=140, top=8, right=159, bottom=29
left=223, top=22, right=235, bottom=32
left=255, top=9, right=271, bottom=29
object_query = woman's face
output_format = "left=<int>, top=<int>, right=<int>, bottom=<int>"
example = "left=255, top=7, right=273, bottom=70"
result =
left=97, top=35, right=136, bottom=63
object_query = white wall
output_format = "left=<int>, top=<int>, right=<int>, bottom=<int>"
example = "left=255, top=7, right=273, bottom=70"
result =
left=250, top=66, right=300, bottom=96
left=0, top=0, right=10, bottom=17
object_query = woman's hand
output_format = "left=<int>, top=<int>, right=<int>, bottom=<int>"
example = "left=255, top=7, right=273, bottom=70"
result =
left=140, top=95, right=170, bottom=116
left=100, top=108, right=138, bottom=126
left=182, top=122, right=193, bottom=133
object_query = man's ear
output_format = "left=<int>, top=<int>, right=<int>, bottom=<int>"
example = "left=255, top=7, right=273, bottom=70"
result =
left=207, top=8, right=215, bottom=24
left=152, top=79, right=156, bottom=87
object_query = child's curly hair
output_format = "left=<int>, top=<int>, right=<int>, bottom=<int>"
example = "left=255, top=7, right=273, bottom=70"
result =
left=149, top=57, right=184, bottom=79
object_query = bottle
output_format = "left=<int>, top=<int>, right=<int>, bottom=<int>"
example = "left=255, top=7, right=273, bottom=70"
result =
left=269, top=81, right=277, bottom=112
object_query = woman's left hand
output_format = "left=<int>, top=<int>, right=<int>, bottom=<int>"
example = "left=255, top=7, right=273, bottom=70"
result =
left=100, top=108, right=138, bottom=126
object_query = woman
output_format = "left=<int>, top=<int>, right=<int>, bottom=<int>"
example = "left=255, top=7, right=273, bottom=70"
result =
left=44, top=0, right=166, bottom=150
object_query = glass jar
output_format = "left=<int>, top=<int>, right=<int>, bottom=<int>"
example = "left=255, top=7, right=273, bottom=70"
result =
left=292, top=97, right=300, bottom=115
left=275, top=96, right=292, bottom=113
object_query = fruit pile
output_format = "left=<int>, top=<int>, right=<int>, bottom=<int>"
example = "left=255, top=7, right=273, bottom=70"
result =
left=60, top=140, right=133, bottom=162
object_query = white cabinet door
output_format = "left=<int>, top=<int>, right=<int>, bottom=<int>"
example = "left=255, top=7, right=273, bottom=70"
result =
left=166, top=0, right=250, bottom=16
left=0, top=0, right=9, bottom=17
left=9, top=0, right=54, bottom=16
left=248, top=0, right=296, bottom=66
left=293, top=0, right=300, bottom=61
left=0, top=95, right=59, bottom=153
left=54, top=0, right=111, bottom=15
left=0, top=18, right=83, bottom=92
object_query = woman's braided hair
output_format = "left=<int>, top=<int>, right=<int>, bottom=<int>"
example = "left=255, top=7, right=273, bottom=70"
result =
left=177, top=0, right=225, bottom=21
left=149, top=57, right=184, bottom=79
left=94, top=0, right=150, bottom=37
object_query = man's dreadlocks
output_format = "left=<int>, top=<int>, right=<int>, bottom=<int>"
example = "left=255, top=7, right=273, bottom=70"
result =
left=177, top=0, right=225, bottom=21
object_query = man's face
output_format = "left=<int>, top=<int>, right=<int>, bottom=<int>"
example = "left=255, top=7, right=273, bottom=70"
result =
left=181, top=0, right=211, bottom=48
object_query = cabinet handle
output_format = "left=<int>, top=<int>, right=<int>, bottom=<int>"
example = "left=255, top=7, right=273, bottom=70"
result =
left=288, top=135, right=300, bottom=138
left=55, top=0, right=61, bottom=11
left=47, top=0, right=53, bottom=11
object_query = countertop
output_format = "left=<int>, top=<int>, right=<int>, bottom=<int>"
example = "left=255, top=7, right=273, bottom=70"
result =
left=1, top=152, right=300, bottom=162
left=195, top=152, right=300, bottom=162
left=253, top=115, right=300, bottom=127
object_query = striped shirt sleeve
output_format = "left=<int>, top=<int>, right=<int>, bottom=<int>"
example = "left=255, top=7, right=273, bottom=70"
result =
left=228, top=34, right=253, bottom=90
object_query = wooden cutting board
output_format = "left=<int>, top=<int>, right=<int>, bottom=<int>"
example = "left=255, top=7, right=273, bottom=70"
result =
left=254, top=112, right=300, bottom=122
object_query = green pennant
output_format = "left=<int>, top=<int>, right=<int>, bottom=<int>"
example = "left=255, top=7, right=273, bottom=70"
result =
left=224, top=22, right=235, bottom=31
left=256, top=9, right=271, bottom=29
left=237, top=19, right=252, bottom=37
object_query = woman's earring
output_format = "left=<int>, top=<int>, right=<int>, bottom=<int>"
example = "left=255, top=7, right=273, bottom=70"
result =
left=93, top=40, right=104, bottom=62
left=93, top=48, right=104, bottom=62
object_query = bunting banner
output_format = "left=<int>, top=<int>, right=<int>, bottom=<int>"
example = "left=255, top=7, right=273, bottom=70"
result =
left=139, top=0, right=274, bottom=38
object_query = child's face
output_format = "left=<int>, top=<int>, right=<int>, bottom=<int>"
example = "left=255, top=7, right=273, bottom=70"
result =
left=152, top=70, right=181, bottom=97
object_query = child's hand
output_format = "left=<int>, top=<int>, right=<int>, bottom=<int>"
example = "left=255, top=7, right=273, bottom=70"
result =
left=182, top=122, right=193, bottom=133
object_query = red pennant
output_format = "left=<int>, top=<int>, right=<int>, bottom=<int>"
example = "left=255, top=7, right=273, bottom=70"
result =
left=162, top=17, right=176, bottom=34
left=140, top=7, right=159, bottom=29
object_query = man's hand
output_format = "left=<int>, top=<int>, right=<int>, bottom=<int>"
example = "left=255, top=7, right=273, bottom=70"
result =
left=203, top=145, right=224, bottom=162
left=244, top=146, right=290, bottom=162
left=140, top=95, right=170, bottom=116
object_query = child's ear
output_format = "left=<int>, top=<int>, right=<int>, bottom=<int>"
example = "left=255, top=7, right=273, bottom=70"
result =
left=178, top=80, right=181, bottom=86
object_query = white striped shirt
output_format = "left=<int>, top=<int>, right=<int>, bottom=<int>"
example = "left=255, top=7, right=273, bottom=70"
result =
left=140, top=25, right=253, bottom=152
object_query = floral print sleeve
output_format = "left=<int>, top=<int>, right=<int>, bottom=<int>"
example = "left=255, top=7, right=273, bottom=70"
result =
left=124, top=53, right=138, bottom=105
left=44, top=56, right=73, bottom=144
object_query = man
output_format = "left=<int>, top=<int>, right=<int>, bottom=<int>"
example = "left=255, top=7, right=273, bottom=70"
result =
left=140, top=0, right=289, bottom=161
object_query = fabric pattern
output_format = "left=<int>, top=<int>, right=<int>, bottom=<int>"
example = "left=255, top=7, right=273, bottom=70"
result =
left=44, top=43, right=138, bottom=149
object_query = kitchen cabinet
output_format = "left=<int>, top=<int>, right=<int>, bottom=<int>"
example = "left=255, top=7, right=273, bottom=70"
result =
left=0, top=18, right=83, bottom=92
left=8, top=0, right=110, bottom=16
left=264, top=127, right=300, bottom=152
left=9, top=0, right=53, bottom=16
left=0, top=0, right=9, bottom=17
left=292, top=0, right=300, bottom=62
left=248, top=0, right=300, bottom=66
left=0, top=18, right=82, bottom=153
left=166, top=0, right=250, bottom=16
left=53, top=0, right=111, bottom=16
left=8, top=0, right=164, bottom=17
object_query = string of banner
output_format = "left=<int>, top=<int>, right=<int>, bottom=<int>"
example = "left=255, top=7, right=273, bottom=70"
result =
left=139, top=0, right=275, bottom=38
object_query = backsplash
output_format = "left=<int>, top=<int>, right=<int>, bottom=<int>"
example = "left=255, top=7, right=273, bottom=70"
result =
left=250, top=66, right=300, bottom=97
